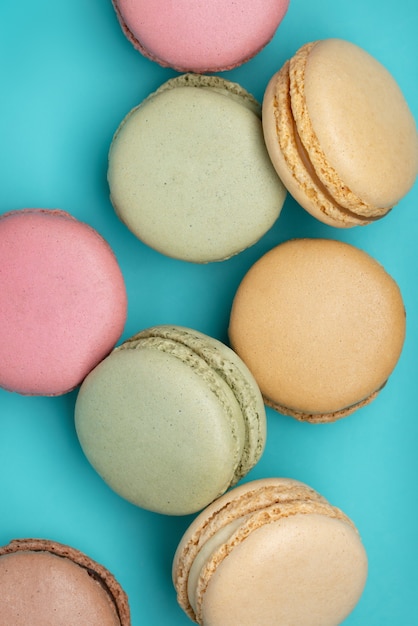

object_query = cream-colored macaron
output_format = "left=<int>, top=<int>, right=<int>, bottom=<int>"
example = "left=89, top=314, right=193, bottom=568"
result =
left=228, top=238, right=406, bottom=422
left=262, top=39, right=418, bottom=227
left=108, top=74, right=286, bottom=263
left=173, top=477, right=368, bottom=626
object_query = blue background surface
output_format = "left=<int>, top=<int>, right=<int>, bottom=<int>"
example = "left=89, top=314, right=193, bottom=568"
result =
left=0, top=1, right=417, bottom=624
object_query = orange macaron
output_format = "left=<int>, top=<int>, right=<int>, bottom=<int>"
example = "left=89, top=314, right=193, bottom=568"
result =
left=229, top=238, right=406, bottom=422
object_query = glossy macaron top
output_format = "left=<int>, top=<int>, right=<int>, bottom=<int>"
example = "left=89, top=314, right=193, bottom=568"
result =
left=107, top=74, right=286, bottom=263
left=112, top=0, right=290, bottom=73
left=229, top=238, right=406, bottom=421
left=0, top=538, right=130, bottom=625
left=173, top=478, right=367, bottom=626
left=262, top=39, right=418, bottom=227
left=0, top=209, right=127, bottom=396
left=75, top=325, right=266, bottom=515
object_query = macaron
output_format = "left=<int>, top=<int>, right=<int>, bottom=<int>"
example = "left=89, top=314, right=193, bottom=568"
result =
left=0, top=209, right=127, bottom=396
left=262, top=38, right=418, bottom=227
left=107, top=74, right=286, bottom=263
left=173, top=477, right=368, bottom=626
left=0, top=538, right=130, bottom=625
left=111, top=0, right=290, bottom=73
left=228, top=238, right=406, bottom=422
left=74, top=325, right=266, bottom=515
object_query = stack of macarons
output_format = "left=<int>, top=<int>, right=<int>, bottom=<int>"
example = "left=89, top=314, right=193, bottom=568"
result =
left=1, top=1, right=418, bottom=625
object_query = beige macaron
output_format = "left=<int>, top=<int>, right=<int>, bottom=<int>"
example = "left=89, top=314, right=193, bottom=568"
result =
left=173, top=477, right=368, bottom=626
left=262, top=38, right=418, bottom=227
left=228, top=238, right=406, bottom=422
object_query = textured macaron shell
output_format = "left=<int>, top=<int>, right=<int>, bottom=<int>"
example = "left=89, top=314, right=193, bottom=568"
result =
left=173, top=478, right=367, bottom=626
left=112, top=0, right=290, bottom=73
left=0, top=210, right=127, bottom=395
left=75, top=326, right=266, bottom=515
left=228, top=238, right=406, bottom=420
left=262, top=39, right=418, bottom=226
left=108, top=74, right=286, bottom=263
left=0, top=539, right=130, bottom=625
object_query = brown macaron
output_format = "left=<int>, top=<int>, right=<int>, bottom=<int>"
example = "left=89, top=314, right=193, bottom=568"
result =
left=0, top=538, right=130, bottom=625
left=228, top=238, right=406, bottom=422
left=262, top=38, right=418, bottom=227
left=173, top=477, right=368, bottom=626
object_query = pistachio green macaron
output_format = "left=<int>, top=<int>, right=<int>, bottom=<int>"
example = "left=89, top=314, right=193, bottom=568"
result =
left=74, top=325, right=266, bottom=515
left=107, top=74, right=286, bottom=263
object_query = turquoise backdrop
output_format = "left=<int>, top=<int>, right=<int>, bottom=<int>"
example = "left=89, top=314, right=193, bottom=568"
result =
left=0, top=1, right=417, bottom=624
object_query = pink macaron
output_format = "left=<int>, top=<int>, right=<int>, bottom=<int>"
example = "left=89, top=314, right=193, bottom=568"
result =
left=0, top=209, right=127, bottom=396
left=111, top=0, right=290, bottom=73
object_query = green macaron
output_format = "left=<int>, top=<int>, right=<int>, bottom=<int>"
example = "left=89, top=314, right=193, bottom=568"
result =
left=107, top=74, right=286, bottom=263
left=74, top=325, right=266, bottom=515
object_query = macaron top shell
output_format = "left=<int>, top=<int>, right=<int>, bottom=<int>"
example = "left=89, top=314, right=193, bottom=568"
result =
left=228, top=238, right=406, bottom=420
left=0, top=209, right=127, bottom=396
left=173, top=478, right=367, bottom=626
left=108, top=74, right=286, bottom=263
left=112, top=0, right=290, bottom=73
left=75, top=325, right=266, bottom=515
left=0, top=539, right=130, bottom=625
